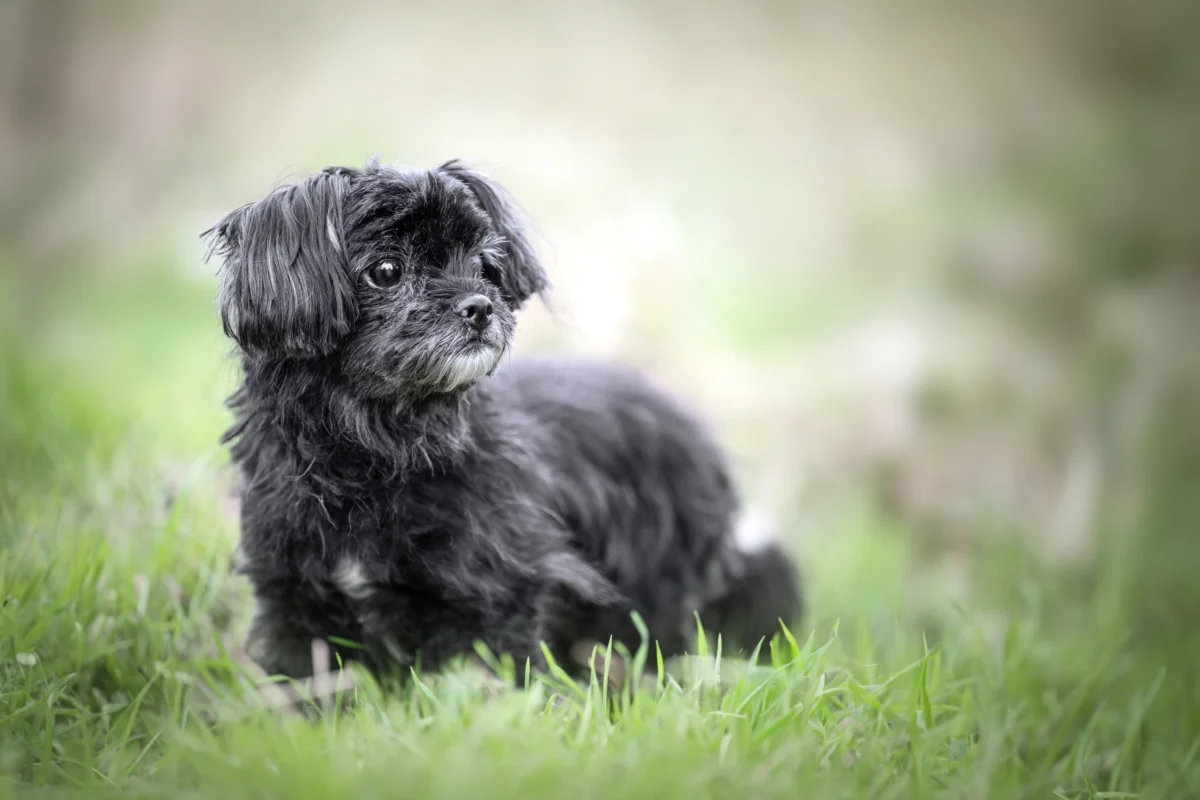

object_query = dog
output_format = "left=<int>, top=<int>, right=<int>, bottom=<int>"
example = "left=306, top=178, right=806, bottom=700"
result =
left=203, top=157, right=802, bottom=685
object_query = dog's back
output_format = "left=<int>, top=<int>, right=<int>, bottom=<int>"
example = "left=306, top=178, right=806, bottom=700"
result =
left=485, top=356, right=802, bottom=656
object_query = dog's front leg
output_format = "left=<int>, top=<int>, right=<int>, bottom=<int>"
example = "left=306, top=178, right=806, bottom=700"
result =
left=243, top=609, right=319, bottom=680
left=242, top=581, right=364, bottom=680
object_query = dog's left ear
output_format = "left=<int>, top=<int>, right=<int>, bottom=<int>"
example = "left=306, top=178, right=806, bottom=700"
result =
left=203, top=170, right=357, bottom=358
left=437, top=160, right=548, bottom=309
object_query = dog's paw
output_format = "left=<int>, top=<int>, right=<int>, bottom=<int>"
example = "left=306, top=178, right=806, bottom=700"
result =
left=462, top=654, right=514, bottom=699
left=569, top=638, right=628, bottom=690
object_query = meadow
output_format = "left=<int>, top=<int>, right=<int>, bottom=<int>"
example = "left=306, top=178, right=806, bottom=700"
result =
left=1, top=260, right=1195, bottom=800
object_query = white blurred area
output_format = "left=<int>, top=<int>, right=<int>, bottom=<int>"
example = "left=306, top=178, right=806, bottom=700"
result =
left=4, top=0, right=1196, bottom=591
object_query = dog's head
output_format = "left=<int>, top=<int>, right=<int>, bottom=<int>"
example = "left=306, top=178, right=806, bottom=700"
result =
left=204, top=159, right=547, bottom=402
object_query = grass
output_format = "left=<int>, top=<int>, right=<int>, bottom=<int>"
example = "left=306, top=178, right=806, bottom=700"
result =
left=1, top=265, right=1197, bottom=799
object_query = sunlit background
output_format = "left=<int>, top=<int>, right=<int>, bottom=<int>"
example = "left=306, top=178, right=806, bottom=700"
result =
left=2, top=0, right=1199, bottom=781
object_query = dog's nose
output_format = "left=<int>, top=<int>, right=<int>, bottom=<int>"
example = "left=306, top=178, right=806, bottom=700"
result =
left=455, top=294, right=493, bottom=331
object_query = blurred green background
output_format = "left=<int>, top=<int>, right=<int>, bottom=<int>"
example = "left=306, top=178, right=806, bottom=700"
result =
left=1, top=0, right=1199, bottom=785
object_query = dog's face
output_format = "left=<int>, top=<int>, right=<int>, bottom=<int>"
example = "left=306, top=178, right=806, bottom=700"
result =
left=204, top=159, right=547, bottom=402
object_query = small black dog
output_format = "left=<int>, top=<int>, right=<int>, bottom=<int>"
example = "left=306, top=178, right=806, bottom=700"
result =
left=204, top=157, right=801, bottom=683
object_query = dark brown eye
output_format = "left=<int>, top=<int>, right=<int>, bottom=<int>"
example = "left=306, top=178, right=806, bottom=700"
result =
left=366, top=260, right=404, bottom=289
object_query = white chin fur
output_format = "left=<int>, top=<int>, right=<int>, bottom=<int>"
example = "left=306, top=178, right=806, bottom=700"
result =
left=439, top=347, right=501, bottom=391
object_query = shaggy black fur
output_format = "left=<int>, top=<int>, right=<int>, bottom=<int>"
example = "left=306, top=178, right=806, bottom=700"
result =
left=204, top=157, right=802, bottom=682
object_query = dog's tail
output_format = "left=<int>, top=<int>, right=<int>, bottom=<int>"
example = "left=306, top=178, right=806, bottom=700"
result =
left=702, top=516, right=803, bottom=661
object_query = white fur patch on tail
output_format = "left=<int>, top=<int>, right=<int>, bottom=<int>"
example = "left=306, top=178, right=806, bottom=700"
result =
left=733, top=507, right=776, bottom=554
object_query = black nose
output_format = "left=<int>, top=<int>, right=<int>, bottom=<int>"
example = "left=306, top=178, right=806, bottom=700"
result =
left=454, top=294, right=493, bottom=331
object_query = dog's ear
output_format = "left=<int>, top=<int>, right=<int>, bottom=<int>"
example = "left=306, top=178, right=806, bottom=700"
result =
left=437, top=160, right=548, bottom=309
left=203, top=170, right=357, bottom=358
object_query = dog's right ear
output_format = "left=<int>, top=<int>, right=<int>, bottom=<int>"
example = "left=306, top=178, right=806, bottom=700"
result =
left=437, top=160, right=548, bottom=310
left=203, top=170, right=357, bottom=358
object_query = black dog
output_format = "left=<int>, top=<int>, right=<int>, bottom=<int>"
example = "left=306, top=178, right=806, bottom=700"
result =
left=204, top=157, right=801, bottom=683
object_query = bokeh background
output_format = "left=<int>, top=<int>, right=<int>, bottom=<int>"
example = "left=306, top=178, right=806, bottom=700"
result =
left=2, top=0, right=1198, bottom=742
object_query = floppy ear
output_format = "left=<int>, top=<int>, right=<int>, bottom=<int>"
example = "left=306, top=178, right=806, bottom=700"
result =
left=437, top=160, right=548, bottom=309
left=203, top=171, right=357, bottom=358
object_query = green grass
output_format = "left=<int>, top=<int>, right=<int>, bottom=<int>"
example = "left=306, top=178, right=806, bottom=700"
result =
left=1, top=267, right=1197, bottom=799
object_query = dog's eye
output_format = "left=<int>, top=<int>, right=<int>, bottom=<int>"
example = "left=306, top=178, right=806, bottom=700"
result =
left=366, top=260, right=405, bottom=289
